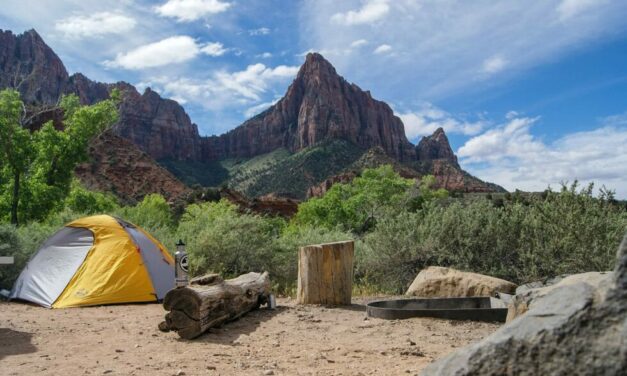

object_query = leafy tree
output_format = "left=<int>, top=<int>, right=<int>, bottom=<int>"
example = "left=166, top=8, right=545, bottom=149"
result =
left=407, top=174, right=449, bottom=211
left=0, top=89, right=118, bottom=225
left=116, top=193, right=174, bottom=230
left=292, top=165, right=415, bottom=233
left=0, top=90, right=32, bottom=225
left=65, top=180, right=119, bottom=214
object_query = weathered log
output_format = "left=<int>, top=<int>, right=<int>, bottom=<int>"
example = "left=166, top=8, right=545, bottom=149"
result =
left=297, top=240, right=354, bottom=305
left=159, top=272, right=271, bottom=339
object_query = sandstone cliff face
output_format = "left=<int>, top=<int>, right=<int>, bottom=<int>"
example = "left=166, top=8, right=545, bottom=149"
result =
left=416, top=127, right=459, bottom=167
left=211, top=53, right=416, bottom=161
left=75, top=131, right=190, bottom=204
left=0, top=29, right=68, bottom=105
left=114, top=87, right=202, bottom=161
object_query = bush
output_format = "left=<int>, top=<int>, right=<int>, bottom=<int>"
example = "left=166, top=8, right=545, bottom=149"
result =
left=177, top=200, right=280, bottom=278
left=65, top=181, right=119, bottom=214
left=359, top=183, right=627, bottom=293
left=0, top=221, right=59, bottom=290
left=292, top=165, right=414, bottom=233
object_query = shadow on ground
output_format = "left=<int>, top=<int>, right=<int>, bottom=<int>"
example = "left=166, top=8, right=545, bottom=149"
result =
left=177, top=305, right=285, bottom=344
left=0, top=328, right=37, bottom=360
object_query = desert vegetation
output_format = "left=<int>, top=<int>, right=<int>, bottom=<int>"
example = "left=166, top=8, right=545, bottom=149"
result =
left=1, top=161, right=625, bottom=294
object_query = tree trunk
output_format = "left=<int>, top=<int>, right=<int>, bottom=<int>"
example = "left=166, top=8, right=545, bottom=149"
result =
left=10, top=171, right=19, bottom=225
left=297, top=240, right=354, bottom=305
left=159, top=272, right=271, bottom=339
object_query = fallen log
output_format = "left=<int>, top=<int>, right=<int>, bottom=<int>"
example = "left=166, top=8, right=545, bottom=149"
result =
left=159, top=271, right=271, bottom=339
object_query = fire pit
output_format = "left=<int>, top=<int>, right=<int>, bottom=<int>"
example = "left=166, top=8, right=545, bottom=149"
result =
left=366, top=297, right=507, bottom=322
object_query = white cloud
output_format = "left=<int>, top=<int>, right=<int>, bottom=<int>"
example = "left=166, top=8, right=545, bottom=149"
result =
left=257, top=52, right=273, bottom=58
left=301, top=0, right=627, bottom=100
left=201, top=42, right=227, bottom=56
left=458, top=117, right=543, bottom=163
left=373, top=44, right=392, bottom=54
left=482, top=55, right=508, bottom=74
left=244, top=99, right=279, bottom=118
left=104, top=36, right=227, bottom=69
left=458, top=114, right=627, bottom=197
left=249, top=27, right=271, bottom=36
left=142, top=63, right=299, bottom=111
left=104, top=36, right=199, bottom=69
left=557, top=0, right=606, bottom=21
left=155, top=0, right=231, bottom=22
left=55, top=12, right=136, bottom=38
left=331, top=0, right=390, bottom=26
left=398, top=103, right=486, bottom=141
left=350, top=39, right=368, bottom=48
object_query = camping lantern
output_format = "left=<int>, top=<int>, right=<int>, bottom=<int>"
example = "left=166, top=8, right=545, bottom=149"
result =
left=175, top=239, right=189, bottom=287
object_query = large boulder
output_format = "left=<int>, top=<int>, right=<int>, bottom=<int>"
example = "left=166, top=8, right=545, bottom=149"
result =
left=421, top=234, right=627, bottom=375
left=405, top=266, right=517, bottom=297
left=506, top=271, right=612, bottom=322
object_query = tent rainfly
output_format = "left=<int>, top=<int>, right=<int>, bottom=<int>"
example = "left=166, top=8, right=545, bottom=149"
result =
left=10, top=215, right=174, bottom=308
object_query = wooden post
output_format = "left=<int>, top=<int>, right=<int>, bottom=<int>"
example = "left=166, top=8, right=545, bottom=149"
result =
left=297, top=240, right=354, bottom=305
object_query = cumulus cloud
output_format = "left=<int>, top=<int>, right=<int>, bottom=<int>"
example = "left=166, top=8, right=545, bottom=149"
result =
left=458, top=117, right=543, bottom=163
left=155, top=0, right=231, bottom=22
left=55, top=12, right=136, bottom=38
left=201, top=42, right=227, bottom=56
left=104, top=36, right=227, bottom=69
left=331, top=0, right=390, bottom=26
left=458, top=113, right=627, bottom=197
left=373, top=44, right=392, bottom=54
left=398, top=103, right=486, bottom=141
left=142, top=63, right=299, bottom=111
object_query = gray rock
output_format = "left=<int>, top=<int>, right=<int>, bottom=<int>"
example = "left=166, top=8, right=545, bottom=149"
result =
left=515, top=274, right=571, bottom=295
left=422, top=234, right=627, bottom=376
left=506, top=271, right=612, bottom=322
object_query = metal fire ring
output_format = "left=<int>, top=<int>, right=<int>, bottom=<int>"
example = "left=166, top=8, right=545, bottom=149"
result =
left=366, top=297, right=508, bottom=322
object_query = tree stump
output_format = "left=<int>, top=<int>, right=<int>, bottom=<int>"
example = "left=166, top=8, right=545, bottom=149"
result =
left=297, top=240, right=354, bottom=305
left=159, top=272, right=271, bottom=339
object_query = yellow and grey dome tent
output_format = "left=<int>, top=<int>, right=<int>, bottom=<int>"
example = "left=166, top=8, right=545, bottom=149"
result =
left=10, top=215, right=174, bottom=308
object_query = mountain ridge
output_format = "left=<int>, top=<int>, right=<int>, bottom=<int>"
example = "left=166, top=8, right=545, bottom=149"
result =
left=0, top=28, right=504, bottom=197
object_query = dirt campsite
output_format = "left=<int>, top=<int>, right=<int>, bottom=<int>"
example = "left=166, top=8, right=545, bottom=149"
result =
left=1, top=297, right=499, bottom=376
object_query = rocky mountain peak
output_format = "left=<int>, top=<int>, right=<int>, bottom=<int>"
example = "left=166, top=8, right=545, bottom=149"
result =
left=416, top=127, right=459, bottom=167
left=0, top=28, right=69, bottom=104
left=299, top=52, right=339, bottom=81
left=217, top=53, right=417, bottom=161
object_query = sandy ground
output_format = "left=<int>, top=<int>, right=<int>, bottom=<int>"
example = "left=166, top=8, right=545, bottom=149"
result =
left=1, top=297, right=499, bottom=376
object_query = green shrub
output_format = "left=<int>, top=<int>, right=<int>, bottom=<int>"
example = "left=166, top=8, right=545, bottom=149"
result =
left=0, top=224, right=22, bottom=290
left=177, top=200, right=280, bottom=278
left=0, top=221, right=59, bottom=290
left=359, top=183, right=627, bottom=293
left=65, top=181, right=119, bottom=214
left=293, top=165, right=414, bottom=233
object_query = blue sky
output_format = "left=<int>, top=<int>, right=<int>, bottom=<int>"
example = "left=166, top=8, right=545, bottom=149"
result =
left=1, top=0, right=627, bottom=196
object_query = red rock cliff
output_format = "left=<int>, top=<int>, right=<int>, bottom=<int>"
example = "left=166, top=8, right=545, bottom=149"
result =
left=207, top=53, right=416, bottom=161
